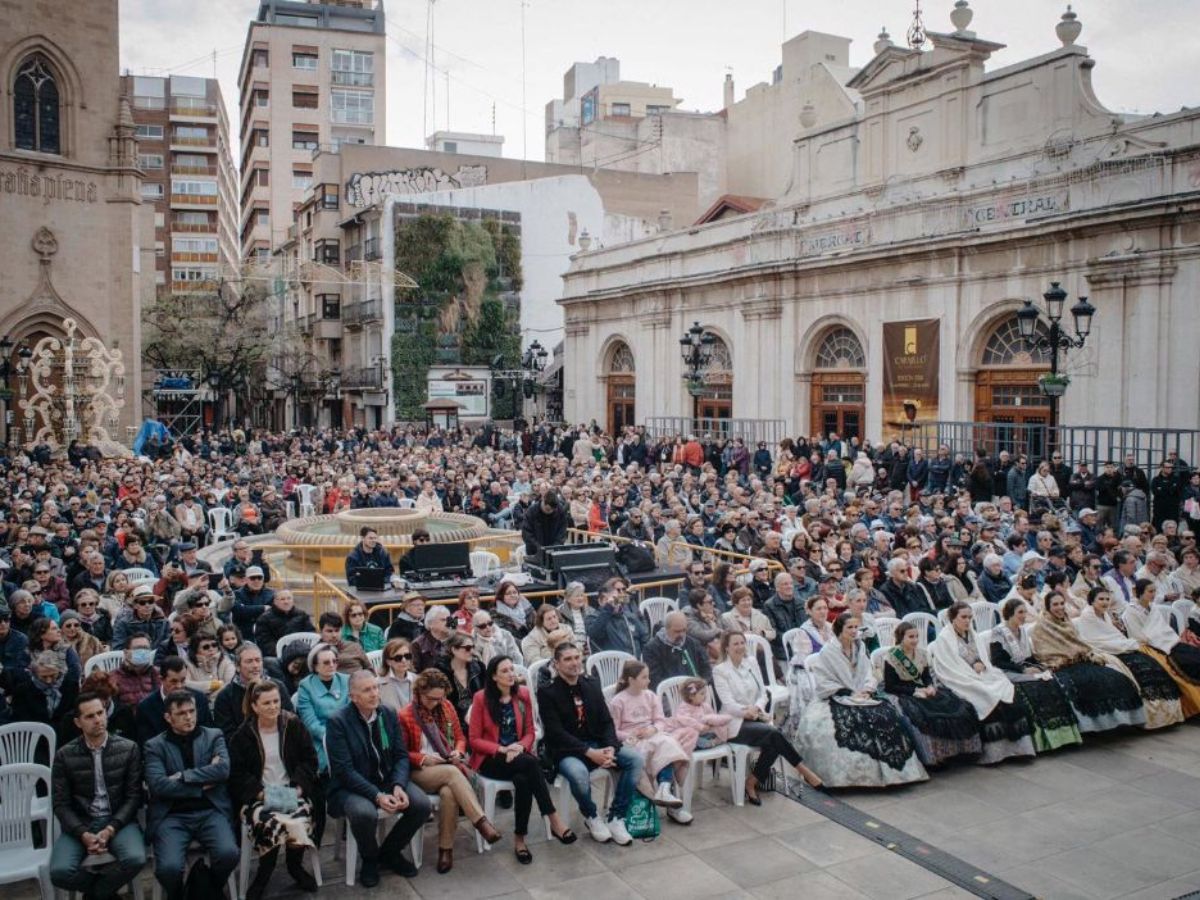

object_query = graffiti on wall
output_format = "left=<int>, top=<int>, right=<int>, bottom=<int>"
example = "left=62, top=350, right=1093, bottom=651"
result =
left=345, top=165, right=488, bottom=207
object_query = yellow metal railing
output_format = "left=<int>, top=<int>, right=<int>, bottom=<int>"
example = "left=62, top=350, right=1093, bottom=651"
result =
left=565, top=528, right=784, bottom=575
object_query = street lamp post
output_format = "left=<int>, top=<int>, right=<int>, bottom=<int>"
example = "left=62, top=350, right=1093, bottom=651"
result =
left=1016, top=281, right=1096, bottom=450
left=679, top=321, right=715, bottom=429
left=206, top=371, right=222, bottom=433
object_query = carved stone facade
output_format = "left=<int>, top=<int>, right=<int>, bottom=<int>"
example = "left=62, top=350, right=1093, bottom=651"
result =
left=559, top=9, right=1200, bottom=439
left=0, top=0, right=153, bottom=443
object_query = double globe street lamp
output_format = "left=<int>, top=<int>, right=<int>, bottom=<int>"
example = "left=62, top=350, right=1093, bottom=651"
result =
left=1016, top=281, right=1096, bottom=436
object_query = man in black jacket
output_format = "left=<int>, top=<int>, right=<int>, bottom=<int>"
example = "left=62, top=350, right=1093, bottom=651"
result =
left=537, top=642, right=641, bottom=846
left=212, top=643, right=292, bottom=738
left=50, top=691, right=147, bottom=900
left=325, top=670, right=430, bottom=887
left=879, top=558, right=926, bottom=619
left=642, top=611, right=712, bottom=688
left=135, top=657, right=213, bottom=744
left=520, top=491, right=568, bottom=556
left=764, top=573, right=806, bottom=659
left=344, top=527, right=394, bottom=587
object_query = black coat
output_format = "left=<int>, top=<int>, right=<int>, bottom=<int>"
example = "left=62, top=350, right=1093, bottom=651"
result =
left=52, top=734, right=143, bottom=838
left=537, top=673, right=618, bottom=762
left=11, top=676, right=78, bottom=727
left=642, top=632, right=712, bottom=688
left=253, top=605, right=316, bottom=658
left=213, top=677, right=293, bottom=738
left=228, top=711, right=319, bottom=809
left=521, top=504, right=569, bottom=555
left=136, top=688, right=213, bottom=745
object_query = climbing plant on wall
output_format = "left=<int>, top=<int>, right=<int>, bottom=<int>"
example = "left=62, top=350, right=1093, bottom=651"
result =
left=392, top=212, right=523, bottom=420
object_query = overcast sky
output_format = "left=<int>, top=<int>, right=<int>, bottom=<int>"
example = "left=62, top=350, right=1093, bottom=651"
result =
left=119, top=0, right=1199, bottom=165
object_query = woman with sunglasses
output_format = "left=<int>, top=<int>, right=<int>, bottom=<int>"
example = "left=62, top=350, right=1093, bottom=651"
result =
left=58, top=609, right=104, bottom=667
left=376, top=637, right=417, bottom=708
left=28, top=615, right=82, bottom=685
left=185, top=631, right=235, bottom=699
left=438, top=631, right=486, bottom=731
left=71, top=588, right=113, bottom=645
left=471, top=610, right=524, bottom=666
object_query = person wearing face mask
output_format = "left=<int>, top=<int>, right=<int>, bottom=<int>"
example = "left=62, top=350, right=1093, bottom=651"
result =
left=108, top=634, right=161, bottom=707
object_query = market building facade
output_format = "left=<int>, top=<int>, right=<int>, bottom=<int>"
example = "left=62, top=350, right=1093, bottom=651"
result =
left=559, top=8, right=1200, bottom=449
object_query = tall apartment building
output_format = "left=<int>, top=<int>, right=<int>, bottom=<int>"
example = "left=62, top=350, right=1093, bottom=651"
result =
left=237, top=0, right=386, bottom=260
left=122, top=74, right=238, bottom=293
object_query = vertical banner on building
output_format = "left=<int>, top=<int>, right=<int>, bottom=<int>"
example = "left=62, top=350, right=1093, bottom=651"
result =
left=882, top=319, right=940, bottom=427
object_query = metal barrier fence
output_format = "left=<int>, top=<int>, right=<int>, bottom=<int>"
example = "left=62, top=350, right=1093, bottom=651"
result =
left=907, top=421, right=1199, bottom=474
left=644, top=417, right=790, bottom=446
left=565, top=528, right=785, bottom=575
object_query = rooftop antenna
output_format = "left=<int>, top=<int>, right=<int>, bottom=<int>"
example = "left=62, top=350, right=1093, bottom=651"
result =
left=907, top=0, right=927, bottom=50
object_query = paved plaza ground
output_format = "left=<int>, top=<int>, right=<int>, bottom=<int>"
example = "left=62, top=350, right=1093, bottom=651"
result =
left=21, top=721, right=1200, bottom=900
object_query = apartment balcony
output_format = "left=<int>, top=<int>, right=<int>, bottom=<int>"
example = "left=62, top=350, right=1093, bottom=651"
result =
left=330, top=109, right=374, bottom=127
left=172, top=164, right=217, bottom=176
left=171, top=220, right=217, bottom=234
left=341, top=298, right=382, bottom=329
left=171, top=279, right=219, bottom=295
left=363, top=237, right=381, bottom=261
left=170, top=252, right=219, bottom=264
left=332, top=70, right=374, bottom=87
left=170, top=135, right=215, bottom=149
left=170, top=193, right=219, bottom=208
left=170, top=101, right=219, bottom=119
left=341, top=365, right=384, bottom=390
left=344, top=243, right=362, bottom=266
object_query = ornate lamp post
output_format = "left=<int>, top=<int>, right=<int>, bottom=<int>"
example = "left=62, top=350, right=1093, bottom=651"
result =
left=206, top=371, right=223, bottom=432
left=1016, top=281, right=1096, bottom=439
left=679, top=321, right=715, bottom=427
left=0, top=336, right=32, bottom=448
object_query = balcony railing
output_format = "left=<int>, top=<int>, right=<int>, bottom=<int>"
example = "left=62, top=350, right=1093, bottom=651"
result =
left=341, top=365, right=384, bottom=390
left=330, top=108, right=374, bottom=126
left=345, top=243, right=362, bottom=265
left=171, top=221, right=216, bottom=233
left=341, top=298, right=382, bottom=328
left=170, top=193, right=218, bottom=205
left=363, top=236, right=381, bottom=261
left=171, top=103, right=218, bottom=117
left=332, top=70, right=374, bottom=87
left=171, top=135, right=214, bottom=147
left=172, top=164, right=217, bottom=176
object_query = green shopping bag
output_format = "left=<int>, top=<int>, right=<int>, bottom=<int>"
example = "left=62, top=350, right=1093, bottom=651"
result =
left=625, top=791, right=661, bottom=841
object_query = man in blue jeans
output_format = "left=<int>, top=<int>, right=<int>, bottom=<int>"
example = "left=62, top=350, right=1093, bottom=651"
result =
left=536, top=642, right=642, bottom=845
left=143, top=691, right=239, bottom=900
left=50, top=692, right=147, bottom=900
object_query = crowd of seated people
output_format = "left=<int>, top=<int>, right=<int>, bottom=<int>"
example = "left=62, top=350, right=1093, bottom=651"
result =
left=2, top=422, right=1199, bottom=897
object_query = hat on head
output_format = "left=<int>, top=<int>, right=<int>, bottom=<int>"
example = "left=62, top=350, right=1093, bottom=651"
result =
left=29, top=526, right=50, bottom=537
left=228, top=564, right=246, bottom=577
left=1078, top=508, right=1097, bottom=518
left=245, top=565, right=264, bottom=578
left=1021, top=550, right=1046, bottom=564
left=59, top=609, right=81, bottom=624
left=130, top=584, right=156, bottom=600
left=820, top=572, right=839, bottom=583
left=177, top=541, right=197, bottom=552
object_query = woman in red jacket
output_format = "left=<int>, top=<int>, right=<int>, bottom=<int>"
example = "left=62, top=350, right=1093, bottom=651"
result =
left=398, top=669, right=501, bottom=873
left=469, top=655, right=576, bottom=863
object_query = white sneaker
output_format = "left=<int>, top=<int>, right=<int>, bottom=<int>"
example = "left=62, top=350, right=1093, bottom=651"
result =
left=667, top=807, right=694, bottom=825
left=607, top=817, right=633, bottom=846
left=584, top=816, right=612, bottom=843
left=653, top=782, right=684, bottom=808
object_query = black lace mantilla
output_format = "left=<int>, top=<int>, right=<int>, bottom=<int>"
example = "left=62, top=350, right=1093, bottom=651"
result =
left=829, top=699, right=916, bottom=771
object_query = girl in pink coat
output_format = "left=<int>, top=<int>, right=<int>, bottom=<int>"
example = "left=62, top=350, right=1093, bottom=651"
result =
left=608, top=661, right=689, bottom=808
left=664, top=677, right=735, bottom=752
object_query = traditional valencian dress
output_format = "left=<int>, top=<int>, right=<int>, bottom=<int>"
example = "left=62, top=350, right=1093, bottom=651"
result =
left=1030, top=609, right=1146, bottom=732
left=986, top=623, right=1083, bottom=753
left=1122, top=602, right=1200, bottom=717
left=794, top=639, right=928, bottom=788
left=881, top=646, right=982, bottom=767
left=929, top=626, right=1037, bottom=764
left=1075, top=606, right=1184, bottom=729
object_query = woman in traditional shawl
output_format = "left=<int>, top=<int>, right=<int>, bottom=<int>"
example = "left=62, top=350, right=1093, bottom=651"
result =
left=930, top=602, right=1037, bottom=764
left=788, top=595, right=834, bottom=665
left=881, top=620, right=981, bottom=766
left=1076, top=586, right=1186, bottom=727
left=795, top=612, right=928, bottom=787
left=1030, top=592, right=1147, bottom=732
left=987, top=598, right=1082, bottom=753
left=1123, top=578, right=1200, bottom=711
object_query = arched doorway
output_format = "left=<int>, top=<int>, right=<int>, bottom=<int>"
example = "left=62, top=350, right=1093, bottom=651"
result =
left=974, top=314, right=1051, bottom=458
left=810, top=326, right=866, bottom=441
left=696, top=332, right=732, bottom=433
left=604, top=341, right=635, bottom=435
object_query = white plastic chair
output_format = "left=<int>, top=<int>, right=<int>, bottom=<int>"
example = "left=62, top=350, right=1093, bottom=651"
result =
left=509, top=545, right=527, bottom=571
left=284, top=500, right=297, bottom=520
left=82, top=651, right=125, bottom=679
left=976, top=627, right=994, bottom=662
left=869, top=646, right=889, bottom=681
left=469, top=551, right=501, bottom=578
left=902, top=611, right=939, bottom=650
left=121, top=567, right=156, bottom=585
left=873, top=616, right=901, bottom=649
left=0, top=723, right=55, bottom=832
left=1173, top=598, right=1197, bottom=635
left=744, top=632, right=788, bottom=711
left=970, top=601, right=1001, bottom=634
left=238, top=821, right=321, bottom=898
left=657, top=677, right=736, bottom=815
left=781, top=627, right=802, bottom=665
left=0, top=764, right=53, bottom=900
left=525, top=658, right=551, bottom=740
left=296, top=485, right=318, bottom=518
left=397, top=498, right=417, bottom=510
left=207, top=507, right=234, bottom=545
left=585, top=650, right=635, bottom=691
left=639, top=596, right=678, bottom=631
left=274, top=632, right=321, bottom=661
left=365, top=649, right=384, bottom=672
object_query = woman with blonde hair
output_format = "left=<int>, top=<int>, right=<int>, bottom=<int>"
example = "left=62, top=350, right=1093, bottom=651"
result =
left=375, top=636, right=416, bottom=709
